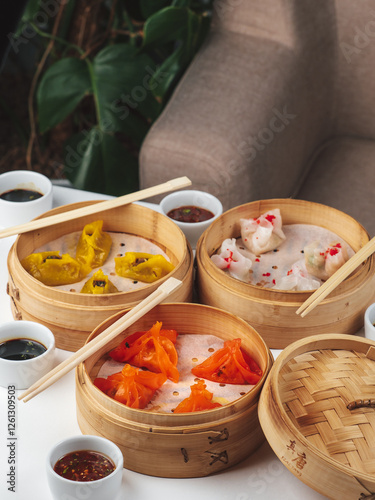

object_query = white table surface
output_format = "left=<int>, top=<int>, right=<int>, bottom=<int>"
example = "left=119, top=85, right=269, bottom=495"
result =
left=0, top=185, right=333, bottom=500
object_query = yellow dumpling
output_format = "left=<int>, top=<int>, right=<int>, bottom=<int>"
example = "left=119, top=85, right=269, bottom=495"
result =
left=22, top=251, right=83, bottom=286
left=115, top=252, right=174, bottom=283
left=80, top=269, right=119, bottom=294
left=75, top=220, right=112, bottom=275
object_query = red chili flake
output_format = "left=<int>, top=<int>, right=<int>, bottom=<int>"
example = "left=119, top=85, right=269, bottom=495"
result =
left=255, top=258, right=260, bottom=262
left=224, top=250, right=234, bottom=268
left=287, top=269, right=293, bottom=276
left=256, top=218, right=261, bottom=224
left=272, top=279, right=276, bottom=284
left=265, top=214, right=276, bottom=224
left=328, top=247, right=339, bottom=256
left=263, top=272, right=271, bottom=277
left=320, top=252, right=325, bottom=256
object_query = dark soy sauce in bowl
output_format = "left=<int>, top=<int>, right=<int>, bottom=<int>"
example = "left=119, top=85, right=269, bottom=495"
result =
left=0, top=188, right=43, bottom=202
left=0, top=338, right=47, bottom=360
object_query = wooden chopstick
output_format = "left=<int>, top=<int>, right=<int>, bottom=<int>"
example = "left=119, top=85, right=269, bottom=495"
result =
left=18, top=277, right=182, bottom=403
left=0, top=176, right=192, bottom=239
left=296, top=235, right=375, bottom=317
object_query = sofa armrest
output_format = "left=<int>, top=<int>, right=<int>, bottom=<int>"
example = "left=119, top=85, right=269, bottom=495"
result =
left=140, top=19, right=335, bottom=209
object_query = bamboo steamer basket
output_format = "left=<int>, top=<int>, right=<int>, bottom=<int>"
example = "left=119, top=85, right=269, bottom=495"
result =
left=7, top=201, right=193, bottom=351
left=76, top=302, right=272, bottom=478
left=196, top=198, right=375, bottom=349
left=259, top=334, right=375, bottom=499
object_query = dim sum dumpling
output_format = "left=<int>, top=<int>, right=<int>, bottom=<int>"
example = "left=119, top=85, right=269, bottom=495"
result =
left=80, top=269, right=119, bottom=294
left=240, top=209, right=286, bottom=255
left=304, top=241, right=348, bottom=280
left=325, top=242, right=349, bottom=277
left=211, top=238, right=252, bottom=282
left=273, top=261, right=321, bottom=291
left=76, top=220, right=112, bottom=276
left=21, top=251, right=83, bottom=286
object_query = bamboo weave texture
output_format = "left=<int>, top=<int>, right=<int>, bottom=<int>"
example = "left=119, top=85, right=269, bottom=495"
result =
left=281, top=349, right=375, bottom=474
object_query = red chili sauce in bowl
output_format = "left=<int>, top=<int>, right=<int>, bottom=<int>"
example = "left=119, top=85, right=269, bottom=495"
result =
left=167, top=205, right=214, bottom=223
left=54, top=450, right=116, bottom=482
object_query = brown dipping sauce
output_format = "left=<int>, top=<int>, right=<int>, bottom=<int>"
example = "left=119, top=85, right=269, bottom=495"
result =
left=0, top=338, right=47, bottom=360
left=167, top=205, right=214, bottom=223
left=54, top=450, right=116, bottom=482
left=0, top=188, right=43, bottom=202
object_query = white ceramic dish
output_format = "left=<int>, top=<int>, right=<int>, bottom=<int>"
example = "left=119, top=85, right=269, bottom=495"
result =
left=46, top=435, right=123, bottom=500
left=0, top=320, right=55, bottom=389
left=0, top=170, right=53, bottom=227
left=160, top=189, right=223, bottom=248
left=364, top=302, right=375, bottom=341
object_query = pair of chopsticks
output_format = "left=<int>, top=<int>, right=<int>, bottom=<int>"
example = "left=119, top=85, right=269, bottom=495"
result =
left=0, top=176, right=192, bottom=239
left=12, top=177, right=190, bottom=402
left=19, top=277, right=182, bottom=402
left=296, top=236, right=375, bottom=317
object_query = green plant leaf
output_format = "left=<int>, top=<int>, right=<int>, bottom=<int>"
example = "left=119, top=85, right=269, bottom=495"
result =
left=37, top=57, right=91, bottom=133
left=63, top=128, right=104, bottom=192
left=142, top=6, right=198, bottom=47
left=20, top=0, right=41, bottom=24
left=140, top=0, right=171, bottom=18
left=63, top=128, right=138, bottom=196
left=172, top=0, right=192, bottom=7
left=101, top=133, right=139, bottom=195
left=13, top=0, right=41, bottom=37
left=92, top=44, right=161, bottom=132
left=142, top=6, right=209, bottom=101
left=148, top=44, right=185, bottom=101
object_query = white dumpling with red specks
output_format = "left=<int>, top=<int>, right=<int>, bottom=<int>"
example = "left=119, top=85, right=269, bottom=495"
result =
left=304, top=241, right=348, bottom=280
left=211, top=238, right=252, bottom=281
left=240, top=209, right=286, bottom=254
left=273, top=261, right=321, bottom=291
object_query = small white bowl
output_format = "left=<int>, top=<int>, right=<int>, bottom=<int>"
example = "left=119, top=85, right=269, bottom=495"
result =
left=160, top=190, right=223, bottom=249
left=46, top=435, right=123, bottom=500
left=0, top=321, right=55, bottom=389
left=364, top=303, right=375, bottom=341
left=0, top=170, right=53, bottom=227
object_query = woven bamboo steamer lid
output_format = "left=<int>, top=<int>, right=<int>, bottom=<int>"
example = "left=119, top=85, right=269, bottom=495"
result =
left=7, top=201, right=193, bottom=351
left=196, top=199, right=375, bottom=348
left=259, top=333, right=375, bottom=499
left=75, top=302, right=272, bottom=478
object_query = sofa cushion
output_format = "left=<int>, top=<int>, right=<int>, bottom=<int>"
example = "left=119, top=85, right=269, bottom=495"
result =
left=296, top=137, right=375, bottom=236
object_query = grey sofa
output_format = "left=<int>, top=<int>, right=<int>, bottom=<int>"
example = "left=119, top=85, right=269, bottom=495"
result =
left=139, top=0, right=375, bottom=236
